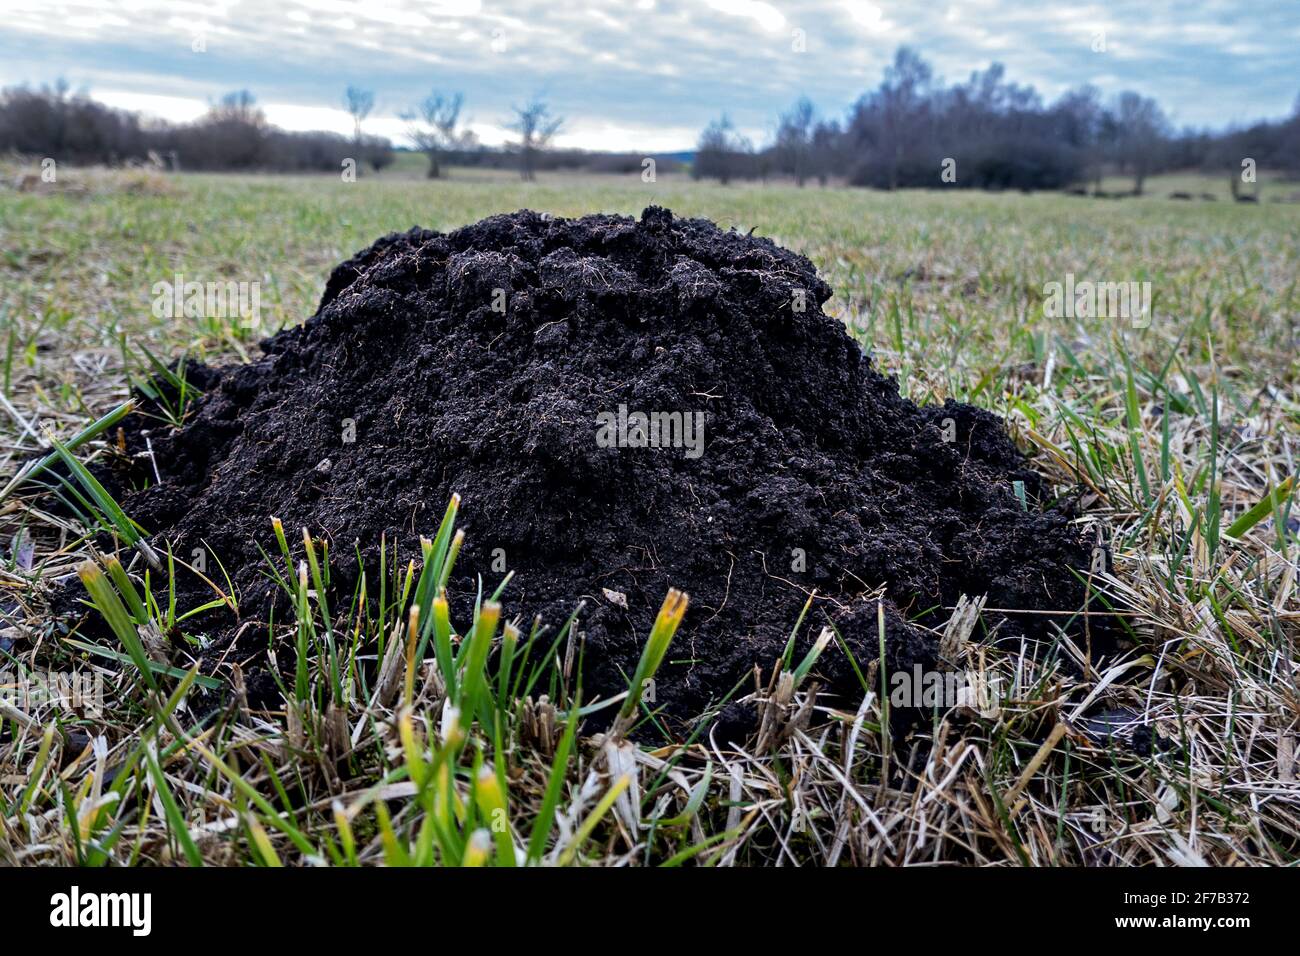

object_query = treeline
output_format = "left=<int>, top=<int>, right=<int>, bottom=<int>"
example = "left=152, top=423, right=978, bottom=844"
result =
left=695, top=47, right=1300, bottom=192
left=0, top=81, right=688, bottom=179
left=0, top=83, right=393, bottom=172
left=8, top=50, right=1300, bottom=189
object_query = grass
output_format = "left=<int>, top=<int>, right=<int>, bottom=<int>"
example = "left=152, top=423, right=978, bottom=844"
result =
left=1, top=164, right=1299, bottom=865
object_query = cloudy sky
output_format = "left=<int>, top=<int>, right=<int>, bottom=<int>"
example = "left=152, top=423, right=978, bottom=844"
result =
left=1, top=0, right=1296, bottom=151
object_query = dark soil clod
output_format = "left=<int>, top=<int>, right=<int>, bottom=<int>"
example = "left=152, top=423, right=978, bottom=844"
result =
left=106, top=206, right=1100, bottom=726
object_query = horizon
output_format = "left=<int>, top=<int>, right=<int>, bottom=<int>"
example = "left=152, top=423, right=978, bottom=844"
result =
left=2, top=0, right=1298, bottom=153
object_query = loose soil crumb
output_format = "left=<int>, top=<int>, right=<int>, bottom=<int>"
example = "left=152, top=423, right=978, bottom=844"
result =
left=104, top=207, right=1100, bottom=727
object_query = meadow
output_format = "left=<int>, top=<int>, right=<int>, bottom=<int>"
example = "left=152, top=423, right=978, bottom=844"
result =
left=1, top=163, right=1298, bottom=866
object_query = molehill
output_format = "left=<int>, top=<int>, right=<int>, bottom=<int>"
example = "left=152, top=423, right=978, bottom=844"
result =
left=103, top=206, right=1097, bottom=726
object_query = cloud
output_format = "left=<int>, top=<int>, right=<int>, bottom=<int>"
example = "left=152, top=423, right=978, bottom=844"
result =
left=845, top=2, right=890, bottom=32
left=705, top=0, right=785, bottom=33
left=0, top=0, right=1294, bottom=150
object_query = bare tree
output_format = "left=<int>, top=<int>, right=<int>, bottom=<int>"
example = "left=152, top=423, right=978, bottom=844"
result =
left=208, top=89, right=264, bottom=126
left=1112, top=91, right=1168, bottom=194
left=199, top=90, right=267, bottom=169
left=403, top=91, right=465, bottom=178
left=809, top=118, right=841, bottom=186
left=774, top=97, right=815, bottom=185
left=509, top=97, right=563, bottom=181
left=852, top=47, right=935, bottom=190
left=344, top=86, right=374, bottom=146
left=692, top=115, right=753, bottom=184
left=1053, top=85, right=1106, bottom=190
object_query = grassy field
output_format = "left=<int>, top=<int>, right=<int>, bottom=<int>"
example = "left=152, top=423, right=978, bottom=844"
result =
left=2, top=165, right=1299, bottom=866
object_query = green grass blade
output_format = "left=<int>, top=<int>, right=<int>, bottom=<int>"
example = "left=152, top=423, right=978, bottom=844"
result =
left=0, top=400, right=135, bottom=503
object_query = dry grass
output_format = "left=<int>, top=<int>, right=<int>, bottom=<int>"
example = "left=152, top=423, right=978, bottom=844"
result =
left=0, top=157, right=175, bottom=199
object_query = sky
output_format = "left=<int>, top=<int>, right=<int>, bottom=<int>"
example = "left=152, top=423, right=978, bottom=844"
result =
left=0, top=0, right=1296, bottom=152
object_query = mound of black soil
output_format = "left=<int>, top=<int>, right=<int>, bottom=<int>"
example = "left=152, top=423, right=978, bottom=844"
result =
left=105, top=206, right=1099, bottom=725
